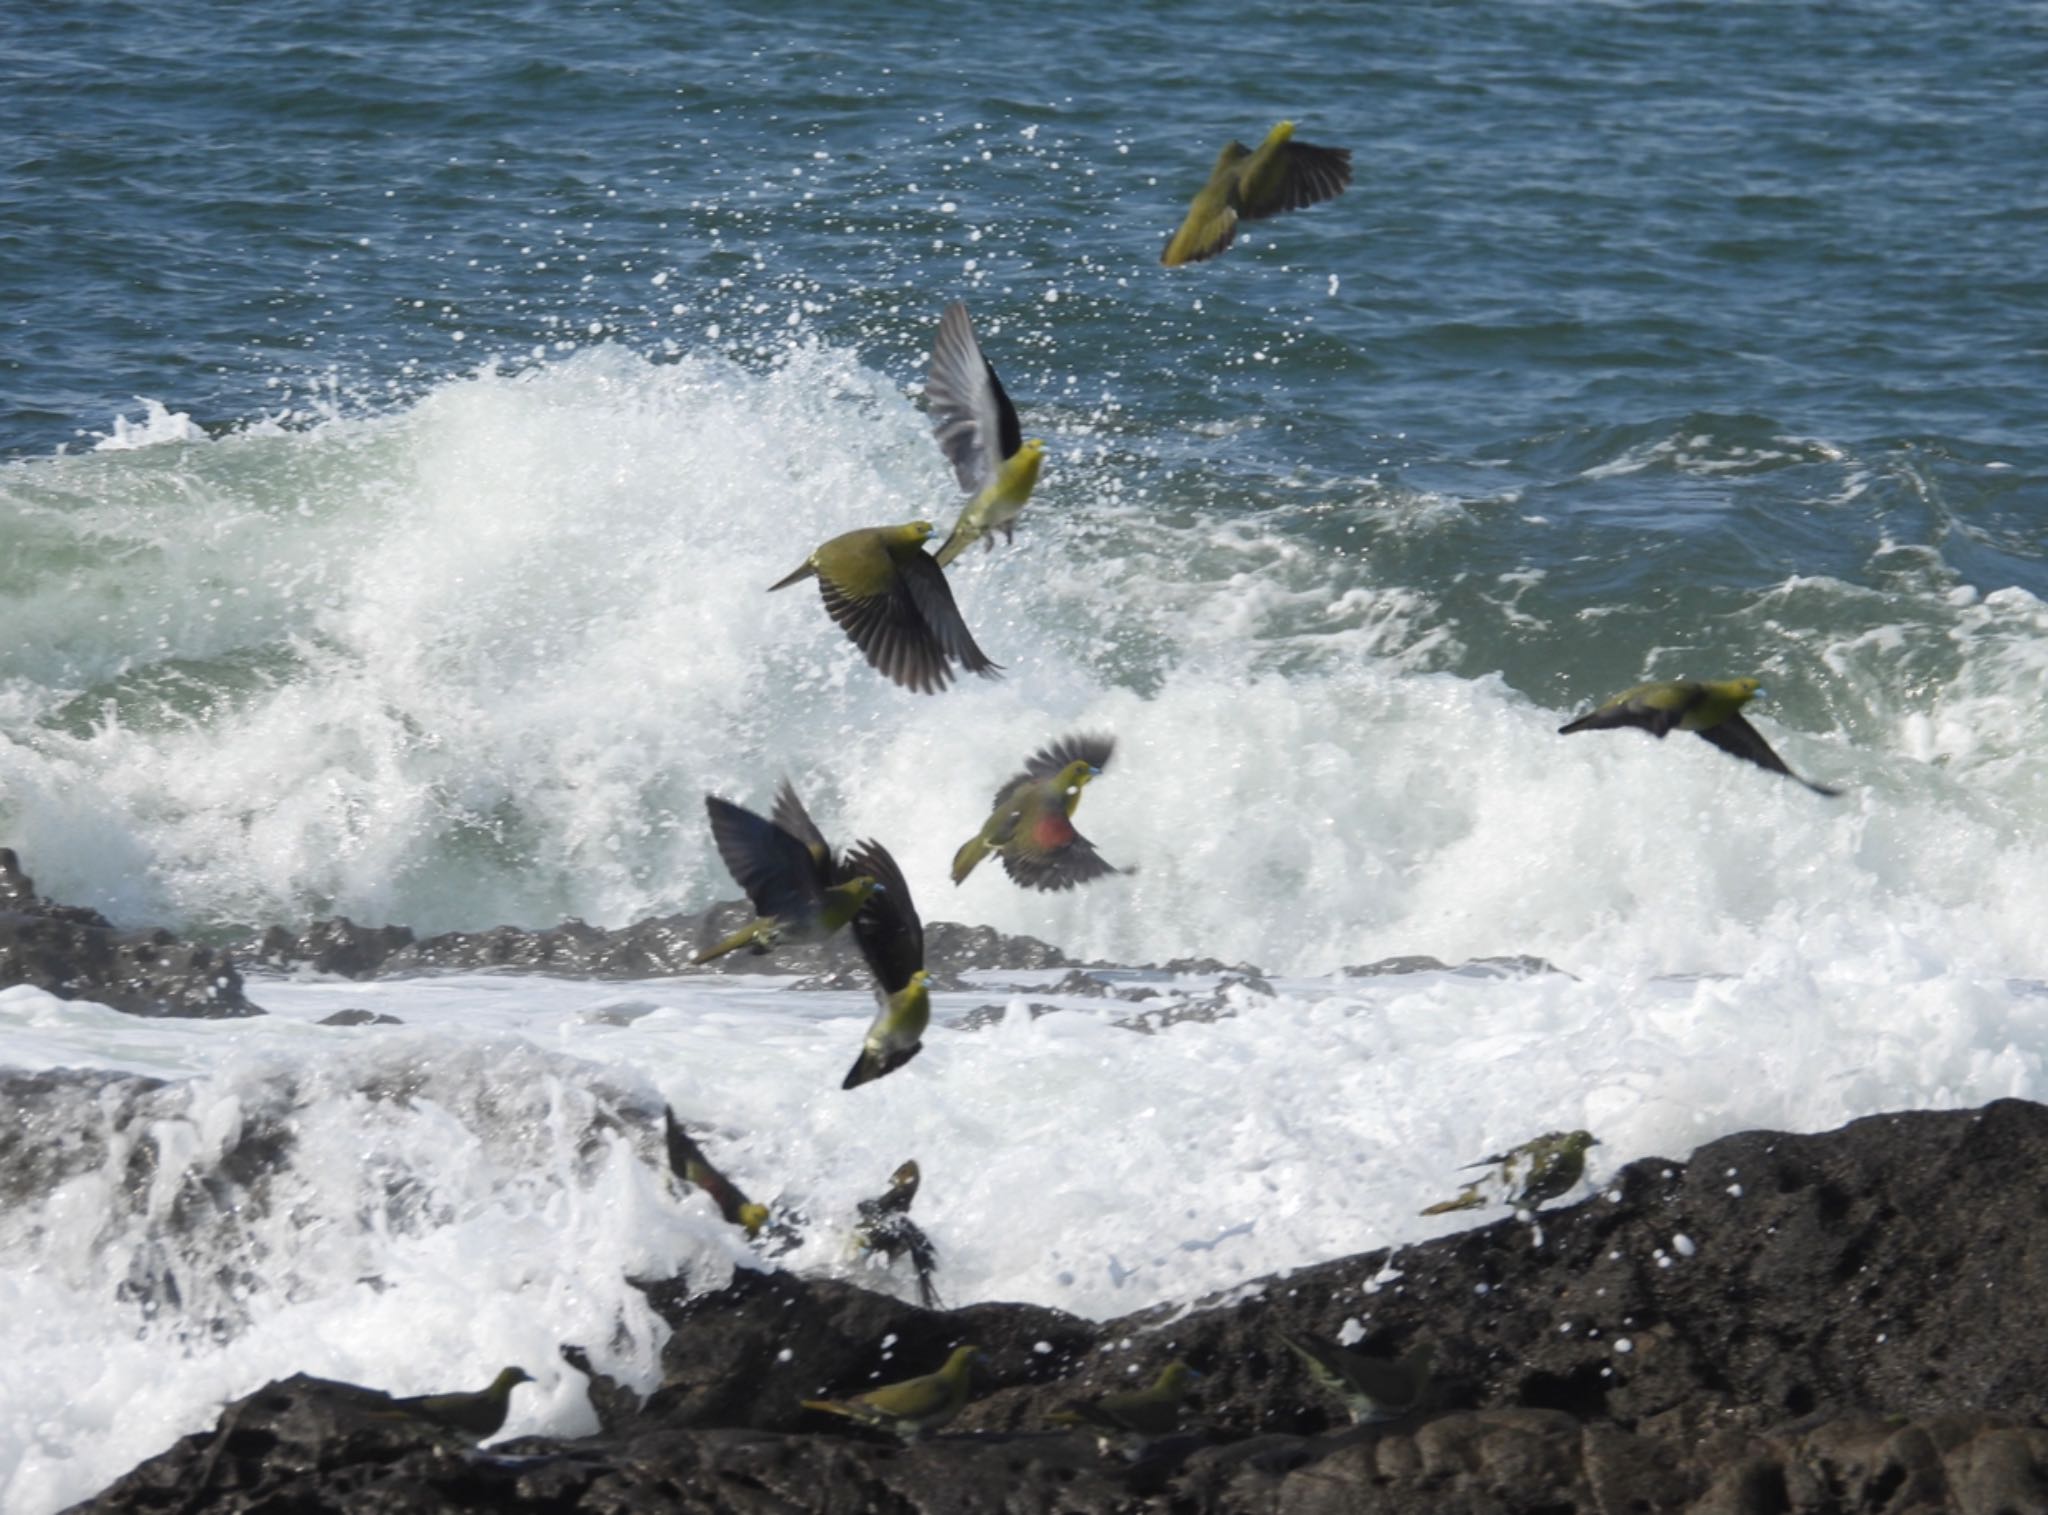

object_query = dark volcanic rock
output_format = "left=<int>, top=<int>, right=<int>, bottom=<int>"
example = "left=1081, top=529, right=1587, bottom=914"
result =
left=239, top=901, right=1073, bottom=983
left=69, top=1101, right=2048, bottom=1514
left=0, top=847, right=262, bottom=1017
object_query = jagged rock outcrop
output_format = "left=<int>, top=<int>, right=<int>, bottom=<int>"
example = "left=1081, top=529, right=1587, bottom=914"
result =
left=0, top=848, right=261, bottom=1017
left=68, top=1100, right=2048, bottom=1514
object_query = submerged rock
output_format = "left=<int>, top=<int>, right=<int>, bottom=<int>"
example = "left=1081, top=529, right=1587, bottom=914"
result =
left=0, top=848, right=262, bottom=1018
left=70, top=1100, right=2048, bottom=1514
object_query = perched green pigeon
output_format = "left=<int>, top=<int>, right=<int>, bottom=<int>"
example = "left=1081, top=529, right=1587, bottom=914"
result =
left=841, top=837, right=931, bottom=1090
left=692, top=781, right=877, bottom=963
left=952, top=732, right=1121, bottom=891
left=853, top=1158, right=941, bottom=1309
left=382, top=1366, right=534, bottom=1440
left=1558, top=678, right=1841, bottom=796
left=1049, top=1361, right=1201, bottom=1452
left=1422, top=1130, right=1599, bottom=1215
left=926, top=301, right=1045, bottom=568
left=770, top=520, right=1000, bottom=693
left=1276, top=1333, right=1432, bottom=1424
left=1162, top=121, right=1352, bottom=267
left=802, top=1344, right=980, bottom=1441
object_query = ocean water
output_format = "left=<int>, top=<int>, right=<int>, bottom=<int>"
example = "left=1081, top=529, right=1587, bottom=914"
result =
left=4, top=1, right=2048, bottom=1509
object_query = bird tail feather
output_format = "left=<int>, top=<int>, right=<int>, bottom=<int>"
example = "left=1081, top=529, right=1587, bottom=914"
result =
left=950, top=835, right=988, bottom=884
left=767, top=561, right=817, bottom=592
left=691, top=924, right=758, bottom=964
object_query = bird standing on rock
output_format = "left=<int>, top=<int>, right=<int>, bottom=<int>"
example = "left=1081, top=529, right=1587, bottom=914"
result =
left=841, top=837, right=932, bottom=1090
left=1558, top=678, right=1841, bottom=796
left=1276, top=1334, right=1432, bottom=1425
left=692, top=781, right=876, bottom=964
left=852, top=1158, right=942, bottom=1308
left=801, top=1344, right=980, bottom=1441
left=926, top=301, right=1044, bottom=568
left=1162, top=121, right=1353, bottom=267
left=769, top=520, right=1000, bottom=694
left=1049, top=1361, right=1201, bottom=1453
left=381, top=1366, right=534, bottom=1440
left=1422, top=1129, right=1599, bottom=1215
left=952, top=732, right=1122, bottom=892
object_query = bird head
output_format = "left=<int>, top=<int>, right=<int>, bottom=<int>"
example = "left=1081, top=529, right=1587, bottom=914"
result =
left=1156, top=1361, right=1203, bottom=1393
left=890, top=1159, right=921, bottom=1194
left=494, top=1367, right=536, bottom=1393
left=738, top=1201, right=772, bottom=1238
left=1562, top=1131, right=1599, bottom=1155
left=907, top=519, right=936, bottom=541
left=1707, top=676, right=1762, bottom=706
left=1266, top=120, right=1297, bottom=145
left=1057, top=759, right=1100, bottom=797
left=944, top=1344, right=982, bottom=1377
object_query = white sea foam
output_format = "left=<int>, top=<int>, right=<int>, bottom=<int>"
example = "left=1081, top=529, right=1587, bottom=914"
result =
left=8, top=345, right=2048, bottom=1508
left=5, top=949, right=2048, bottom=1513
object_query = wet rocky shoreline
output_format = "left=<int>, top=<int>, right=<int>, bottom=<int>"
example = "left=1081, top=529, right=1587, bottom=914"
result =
left=9, top=847, right=2048, bottom=1512
left=64, top=1101, right=2048, bottom=1514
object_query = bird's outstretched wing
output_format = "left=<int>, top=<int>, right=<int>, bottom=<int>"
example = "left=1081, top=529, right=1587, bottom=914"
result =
left=817, top=571, right=958, bottom=695
left=926, top=302, right=1020, bottom=492
left=1240, top=140, right=1352, bottom=219
left=705, top=795, right=826, bottom=919
left=897, top=552, right=1002, bottom=682
left=1001, top=831, right=1119, bottom=892
left=771, top=779, right=834, bottom=874
left=1022, top=731, right=1116, bottom=780
left=1696, top=714, right=1842, bottom=796
left=845, top=838, right=924, bottom=994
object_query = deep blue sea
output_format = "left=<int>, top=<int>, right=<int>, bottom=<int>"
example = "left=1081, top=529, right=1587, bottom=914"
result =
left=6, top=7, right=2048, bottom=1509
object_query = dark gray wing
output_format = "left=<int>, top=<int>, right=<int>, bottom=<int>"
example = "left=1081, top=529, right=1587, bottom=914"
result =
left=1696, top=714, right=1842, bottom=796
left=926, top=301, right=1014, bottom=493
left=771, top=779, right=835, bottom=875
left=1000, top=832, right=1119, bottom=892
left=817, top=575, right=955, bottom=694
left=705, top=794, right=828, bottom=918
left=897, top=551, right=1002, bottom=683
left=1241, top=141, right=1353, bottom=219
left=845, top=837, right=924, bottom=993
left=1021, top=732, right=1116, bottom=781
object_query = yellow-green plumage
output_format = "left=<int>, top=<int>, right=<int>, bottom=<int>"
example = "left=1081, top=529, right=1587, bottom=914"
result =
left=1558, top=677, right=1841, bottom=795
left=841, top=838, right=932, bottom=1089
left=952, top=732, right=1122, bottom=892
left=802, top=1344, right=979, bottom=1441
left=1277, top=1334, right=1431, bottom=1425
left=769, top=519, right=1000, bottom=694
left=1422, top=1129, right=1598, bottom=1216
left=1049, top=1361, right=1199, bottom=1449
left=663, top=1104, right=770, bottom=1239
left=693, top=781, right=877, bottom=964
left=1162, top=121, right=1353, bottom=267
left=853, top=1159, right=942, bottom=1309
left=382, top=1366, right=533, bottom=1440
left=925, top=301, right=1044, bottom=567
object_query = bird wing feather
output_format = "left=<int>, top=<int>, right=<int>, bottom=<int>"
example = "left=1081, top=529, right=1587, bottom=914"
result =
left=770, top=779, right=835, bottom=875
left=1696, top=713, right=1842, bottom=795
left=925, top=302, right=1018, bottom=492
left=1239, top=140, right=1353, bottom=219
left=705, top=795, right=828, bottom=920
left=1001, top=830, right=1118, bottom=891
left=817, top=574, right=954, bottom=694
left=1022, top=731, right=1116, bottom=780
left=897, top=551, right=1002, bottom=681
left=845, top=837, right=924, bottom=993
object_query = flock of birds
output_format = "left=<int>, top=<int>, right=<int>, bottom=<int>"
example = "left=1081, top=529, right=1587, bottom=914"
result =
left=349, top=121, right=1849, bottom=1453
